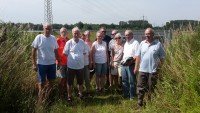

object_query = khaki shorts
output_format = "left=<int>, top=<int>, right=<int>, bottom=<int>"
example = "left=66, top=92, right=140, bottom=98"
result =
left=110, top=62, right=122, bottom=77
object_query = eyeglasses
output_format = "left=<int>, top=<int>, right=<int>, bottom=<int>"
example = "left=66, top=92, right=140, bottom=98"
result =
left=111, top=33, right=116, bottom=35
left=101, top=31, right=106, bottom=33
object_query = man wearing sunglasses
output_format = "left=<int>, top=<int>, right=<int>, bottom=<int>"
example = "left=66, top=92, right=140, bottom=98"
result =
left=99, top=27, right=112, bottom=89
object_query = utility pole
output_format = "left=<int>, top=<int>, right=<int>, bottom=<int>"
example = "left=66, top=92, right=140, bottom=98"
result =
left=142, top=15, right=145, bottom=29
left=44, top=0, right=53, bottom=24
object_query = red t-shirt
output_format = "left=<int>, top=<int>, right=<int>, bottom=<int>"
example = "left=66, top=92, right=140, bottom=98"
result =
left=56, top=37, right=69, bottom=65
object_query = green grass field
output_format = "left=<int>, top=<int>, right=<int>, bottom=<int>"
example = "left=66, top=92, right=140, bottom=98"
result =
left=0, top=25, right=200, bottom=113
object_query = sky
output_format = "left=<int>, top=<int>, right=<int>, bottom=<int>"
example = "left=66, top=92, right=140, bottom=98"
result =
left=0, top=0, right=200, bottom=26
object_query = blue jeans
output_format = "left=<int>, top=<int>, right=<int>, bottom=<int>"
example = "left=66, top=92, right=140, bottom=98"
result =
left=121, top=64, right=136, bottom=99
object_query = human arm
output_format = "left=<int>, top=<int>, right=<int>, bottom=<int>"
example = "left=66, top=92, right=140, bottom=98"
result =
left=111, top=48, right=115, bottom=69
left=32, top=48, right=37, bottom=72
left=134, top=42, right=141, bottom=74
left=158, top=43, right=166, bottom=69
left=106, top=45, right=109, bottom=66
left=54, top=49, right=61, bottom=65
left=134, top=55, right=140, bottom=74
left=91, top=44, right=96, bottom=68
left=89, top=49, right=92, bottom=69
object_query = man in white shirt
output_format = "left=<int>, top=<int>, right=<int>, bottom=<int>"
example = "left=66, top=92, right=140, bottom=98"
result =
left=31, top=23, right=60, bottom=102
left=63, top=27, right=86, bottom=101
left=121, top=30, right=139, bottom=100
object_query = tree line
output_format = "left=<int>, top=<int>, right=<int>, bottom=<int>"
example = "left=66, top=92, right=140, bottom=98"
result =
left=0, top=20, right=199, bottom=31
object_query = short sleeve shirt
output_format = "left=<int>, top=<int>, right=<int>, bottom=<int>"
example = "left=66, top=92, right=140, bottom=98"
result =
left=31, top=34, right=58, bottom=65
left=63, top=39, right=86, bottom=69
left=122, top=38, right=139, bottom=62
left=136, top=39, right=166, bottom=73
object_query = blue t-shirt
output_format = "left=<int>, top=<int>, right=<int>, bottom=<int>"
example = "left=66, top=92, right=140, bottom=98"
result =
left=136, top=39, right=166, bottom=73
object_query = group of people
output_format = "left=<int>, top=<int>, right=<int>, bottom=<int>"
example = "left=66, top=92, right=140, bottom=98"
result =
left=31, top=23, right=166, bottom=108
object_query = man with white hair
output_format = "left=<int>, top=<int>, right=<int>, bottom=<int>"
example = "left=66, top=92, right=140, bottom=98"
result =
left=56, top=27, right=69, bottom=98
left=121, top=30, right=139, bottom=100
left=63, top=26, right=86, bottom=101
left=31, top=23, right=60, bottom=102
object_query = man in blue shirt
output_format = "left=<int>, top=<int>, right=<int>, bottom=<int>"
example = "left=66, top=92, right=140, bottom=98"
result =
left=134, top=28, right=166, bottom=107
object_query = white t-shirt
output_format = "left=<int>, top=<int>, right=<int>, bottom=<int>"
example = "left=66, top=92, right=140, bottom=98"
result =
left=84, top=44, right=91, bottom=66
left=31, top=34, right=58, bottom=65
left=93, top=41, right=107, bottom=64
left=122, top=38, right=139, bottom=62
left=63, top=39, right=86, bottom=69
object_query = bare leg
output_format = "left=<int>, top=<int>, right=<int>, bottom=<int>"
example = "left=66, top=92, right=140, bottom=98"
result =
left=44, top=80, right=54, bottom=101
left=59, top=77, right=67, bottom=97
left=78, top=85, right=83, bottom=97
left=38, top=82, right=45, bottom=103
left=109, top=74, right=113, bottom=88
left=100, top=75, right=105, bottom=90
left=96, top=75, right=100, bottom=90
left=113, top=75, right=119, bottom=90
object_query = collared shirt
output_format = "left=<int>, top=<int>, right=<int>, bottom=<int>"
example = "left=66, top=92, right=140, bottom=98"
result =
left=31, top=34, right=58, bottom=65
left=63, top=38, right=86, bottom=69
left=136, top=39, right=166, bottom=73
left=122, top=38, right=139, bottom=62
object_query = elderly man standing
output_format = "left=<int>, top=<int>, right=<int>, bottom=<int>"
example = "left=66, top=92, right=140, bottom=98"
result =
left=63, top=27, right=86, bottom=101
left=121, top=30, right=139, bottom=100
left=31, top=23, right=60, bottom=102
left=134, top=28, right=166, bottom=107
left=56, top=27, right=69, bottom=98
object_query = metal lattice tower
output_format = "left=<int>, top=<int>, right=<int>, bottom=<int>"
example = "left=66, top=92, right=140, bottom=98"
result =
left=44, top=0, right=53, bottom=24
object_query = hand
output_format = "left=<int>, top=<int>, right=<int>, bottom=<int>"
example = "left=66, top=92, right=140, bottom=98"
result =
left=93, top=63, right=96, bottom=69
left=33, top=65, right=38, bottom=72
left=134, top=67, right=138, bottom=75
left=111, top=63, right=114, bottom=69
left=89, top=63, right=92, bottom=69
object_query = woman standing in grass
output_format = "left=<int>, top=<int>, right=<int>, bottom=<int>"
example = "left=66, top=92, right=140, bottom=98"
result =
left=110, top=33, right=124, bottom=91
left=91, top=31, right=108, bottom=92
left=81, top=30, right=92, bottom=96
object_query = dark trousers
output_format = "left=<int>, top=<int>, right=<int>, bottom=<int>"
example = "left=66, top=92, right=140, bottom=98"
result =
left=137, top=72, right=157, bottom=106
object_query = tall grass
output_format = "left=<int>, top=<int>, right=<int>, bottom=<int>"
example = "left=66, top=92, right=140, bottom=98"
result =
left=0, top=24, right=200, bottom=113
left=143, top=28, right=200, bottom=113
left=0, top=24, right=38, bottom=113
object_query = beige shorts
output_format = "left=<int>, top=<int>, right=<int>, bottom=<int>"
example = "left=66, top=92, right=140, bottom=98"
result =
left=110, top=62, right=122, bottom=77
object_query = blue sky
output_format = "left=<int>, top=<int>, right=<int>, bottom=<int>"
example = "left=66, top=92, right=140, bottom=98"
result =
left=0, top=0, right=199, bottom=26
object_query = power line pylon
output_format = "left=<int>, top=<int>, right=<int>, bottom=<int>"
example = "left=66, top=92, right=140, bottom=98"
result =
left=44, top=0, right=53, bottom=24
